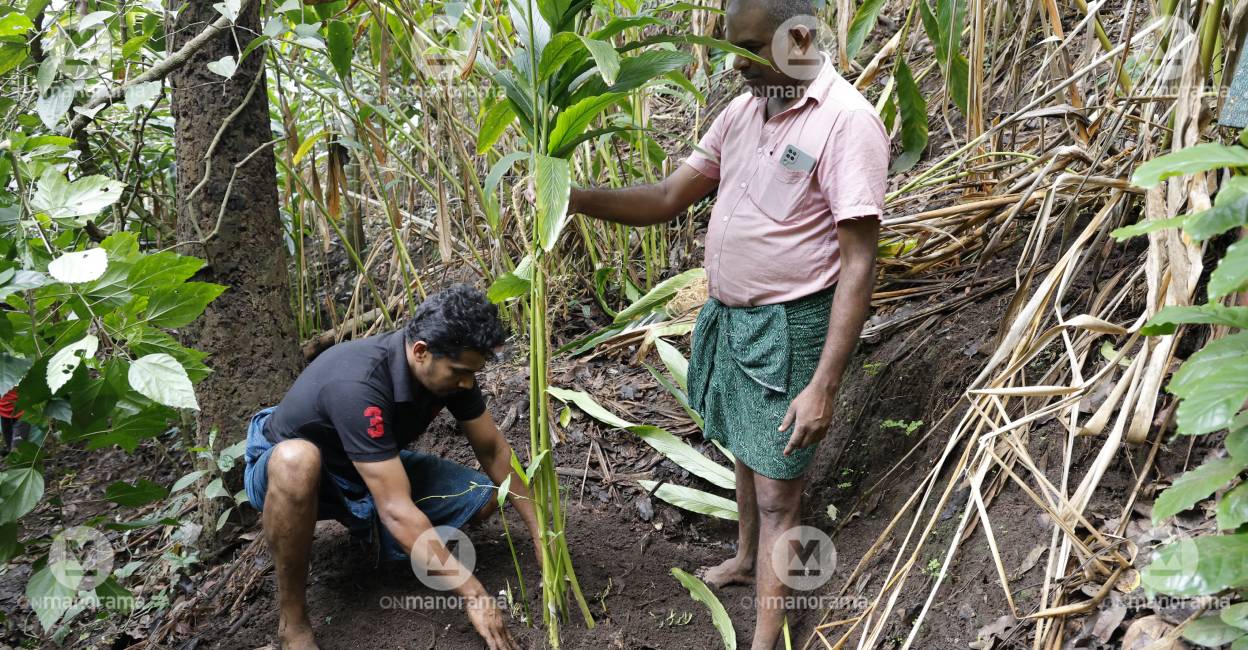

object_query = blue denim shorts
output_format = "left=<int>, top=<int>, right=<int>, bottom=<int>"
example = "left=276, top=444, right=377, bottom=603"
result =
left=242, top=407, right=495, bottom=563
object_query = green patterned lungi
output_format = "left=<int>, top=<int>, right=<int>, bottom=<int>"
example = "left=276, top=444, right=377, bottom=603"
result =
left=688, top=286, right=835, bottom=480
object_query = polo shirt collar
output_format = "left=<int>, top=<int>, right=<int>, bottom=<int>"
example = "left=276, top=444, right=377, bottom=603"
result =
left=387, top=330, right=417, bottom=402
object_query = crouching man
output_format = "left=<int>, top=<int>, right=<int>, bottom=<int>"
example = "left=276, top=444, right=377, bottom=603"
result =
left=242, top=284, right=533, bottom=650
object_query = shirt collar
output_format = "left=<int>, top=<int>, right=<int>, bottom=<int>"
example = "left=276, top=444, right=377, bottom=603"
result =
left=757, top=52, right=837, bottom=116
left=386, top=330, right=417, bottom=402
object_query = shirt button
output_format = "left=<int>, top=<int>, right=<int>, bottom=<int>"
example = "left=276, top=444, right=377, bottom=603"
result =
left=739, top=182, right=747, bottom=188
left=756, top=147, right=762, bottom=153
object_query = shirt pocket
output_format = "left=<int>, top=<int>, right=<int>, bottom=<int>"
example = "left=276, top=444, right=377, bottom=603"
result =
left=747, top=158, right=812, bottom=222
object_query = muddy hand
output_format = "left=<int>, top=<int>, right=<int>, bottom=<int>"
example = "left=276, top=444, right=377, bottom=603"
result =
left=466, top=594, right=520, bottom=650
left=780, top=384, right=834, bottom=456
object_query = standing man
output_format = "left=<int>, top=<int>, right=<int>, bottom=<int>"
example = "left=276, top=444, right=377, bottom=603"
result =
left=243, top=285, right=533, bottom=650
left=567, top=1, right=888, bottom=647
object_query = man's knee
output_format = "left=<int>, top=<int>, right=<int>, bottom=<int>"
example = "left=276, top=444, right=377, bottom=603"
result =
left=266, top=440, right=322, bottom=496
left=754, top=479, right=802, bottom=524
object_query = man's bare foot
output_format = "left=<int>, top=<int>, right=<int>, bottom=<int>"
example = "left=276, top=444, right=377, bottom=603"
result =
left=278, top=616, right=319, bottom=650
left=696, top=554, right=755, bottom=588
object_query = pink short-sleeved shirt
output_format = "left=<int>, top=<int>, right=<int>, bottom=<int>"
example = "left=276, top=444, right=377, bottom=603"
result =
left=685, top=56, right=889, bottom=307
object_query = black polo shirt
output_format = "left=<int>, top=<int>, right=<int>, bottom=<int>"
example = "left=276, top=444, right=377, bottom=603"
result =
left=263, top=330, right=487, bottom=484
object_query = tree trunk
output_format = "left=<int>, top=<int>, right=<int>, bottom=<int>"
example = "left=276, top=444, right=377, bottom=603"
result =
left=168, top=0, right=301, bottom=543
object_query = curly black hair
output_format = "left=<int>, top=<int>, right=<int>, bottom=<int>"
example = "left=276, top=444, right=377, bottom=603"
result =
left=404, top=284, right=507, bottom=359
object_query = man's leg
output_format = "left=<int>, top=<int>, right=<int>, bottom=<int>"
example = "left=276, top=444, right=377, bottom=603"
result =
left=261, top=440, right=322, bottom=650
left=699, top=459, right=759, bottom=587
left=751, top=473, right=804, bottom=650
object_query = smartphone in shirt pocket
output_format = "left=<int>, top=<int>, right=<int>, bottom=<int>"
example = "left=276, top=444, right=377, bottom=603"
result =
left=748, top=144, right=817, bottom=222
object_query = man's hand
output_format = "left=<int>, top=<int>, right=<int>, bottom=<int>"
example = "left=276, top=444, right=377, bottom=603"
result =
left=466, top=595, right=520, bottom=650
left=779, top=383, right=836, bottom=456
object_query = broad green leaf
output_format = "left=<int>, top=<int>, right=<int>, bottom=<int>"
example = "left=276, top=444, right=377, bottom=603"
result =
left=126, top=328, right=210, bottom=383
left=631, top=425, right=734, bottom=489
left=143, top=282, right=226, bottom=328
left=25, top=566, right=73, bottom=632
left=496, top=473, right=512, bottom=509
left=533, top=0, right=570, bottom=33
left=121, top=33, right=150, bottom=59
left=551, top=384, right=731, bottom=489
left=547, top=92, right=624, bottom=157
left=1185, top=196, right=1248, bottom=242
left=0, top=467, right=44, bottom=523
left=477, top=99, right=517, bottom=155
left=483, top=151, right=529, bottom=200
left=1153, top=456, right=1246, bottom=523
left=1132, top=143, right=1248, bottom=188
left=549, top=125, right=636, bottom=159
left=1141, top=533, right=1248, bottom=597
left=205, top=477, right=231, bottom=500
left=1141, top=304, right=1248, bottom=336
left=1168, top=332, right=1248, bottom=435
left=104, top=479, right=169, bottom=507
left=891, top=60, right=928, bottom=174
left=1217, top=176, right=1248, bottom=205
left=82, top=408, right=172, bottom=452
left=617, top=34, right=767, bottom=66
left=534, top=154, right=571, bottom=251
left=93, top=577, right=134, bottom=613
left=0, top=270, right=51, bottom=300
left=48, top=248, right=107, bottom=284
left=646, top=362, right=703, bottom=428
left=653, top=337, right=689, bottom=392
left=1209, top=238, right=1248, bottom=299
left=671, top=568, right=737, bottom=649
left=326, top=19, right=353, bottom=78
left=292, top=129, right=327, bottom=165
left=639, top=480, right=737, bottom=520
left=569, top=50, right=693, bottom=104
left=1223, top=603, right=1248, bottom=632
left=47, top=335, right=99, bottom=394
left=36, top=85, right=73, bottom=129
left=0, top=353, right=33, bottom=394
left=101, top=231, right=141, bottom=261
left=123, top=80, right=161, bottom=110
left=1218, top=482, right=1248, bottom=530
left=206, top=55, right=236, bottom=79
left=30, top=169, right=124, bottom=225
left=547, top=386, right=635, bottom=429
left=538, top=32, right=585, bottom=81
left=0, top=43, right=27, bottom=77
left=590, top=16, right=667, bottom=41
left=846, top=0, right=887, bottom=61
left=0, top=12, right=35, bottom=36
left=613, top=267, right=706, bottom=323
left=487, top=257, right=534, bottom=303
left=482, top=150, right=529, bottom=230
left=1182, top=615, right=1246, bottom=647
left=127, top=252, right=204, bottom=295
left=128, top=353, right=199, bottom=410
left=1230, top=425, right=1248, bottom=462
left=1111, top=215, right=1188, bottom=240
left=0, top=521, right=19, bottom=563
left=578, top=36, right=619, bottom=85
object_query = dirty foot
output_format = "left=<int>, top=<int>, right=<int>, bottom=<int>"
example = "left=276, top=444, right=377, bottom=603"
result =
left=278, top=616, right=319, bottom=650
left=696, top=555, right=755, bottom=588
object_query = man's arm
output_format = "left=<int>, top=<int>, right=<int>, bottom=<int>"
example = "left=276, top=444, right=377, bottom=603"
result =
left=354, top=458, right=518, bottom=650
left=569, top=164, right=718, bottom=227
left=780, top=216, right=880, bottom=455
left=460, top=413, right=544, bottom=562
